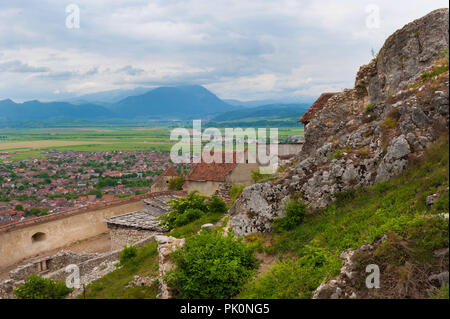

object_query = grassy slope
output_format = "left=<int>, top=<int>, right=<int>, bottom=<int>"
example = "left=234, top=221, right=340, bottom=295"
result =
left=80, top=212, right=226, bottom=299
left=80, top=137, right=448, bottom=299
left=81, top=242, right=159, bottom=299
left=239, top=136, right=449, bottom=298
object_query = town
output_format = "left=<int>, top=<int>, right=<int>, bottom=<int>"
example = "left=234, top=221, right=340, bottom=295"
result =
left=0, top=150, right=174, bottom=225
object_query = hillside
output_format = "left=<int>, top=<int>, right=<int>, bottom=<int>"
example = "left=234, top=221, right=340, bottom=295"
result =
left=76, top=136, right=448, bottom=300
left=112, top=85, right=237, bottom=118
left=210, top=103, right=310, bottom=121
left=0, top=99, right=112, bottom=121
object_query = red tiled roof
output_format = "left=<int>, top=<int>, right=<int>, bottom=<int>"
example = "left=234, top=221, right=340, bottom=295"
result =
left=151, top=165, right=180, bottom=186
left=299, top=92, right=338, bottom=123
left=160, top=166, right=179, bottom=177
left=185, top=151, right=245, bottom=182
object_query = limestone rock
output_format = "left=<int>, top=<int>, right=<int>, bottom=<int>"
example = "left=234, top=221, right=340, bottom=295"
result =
left=229, top=183, right=288, bottom=237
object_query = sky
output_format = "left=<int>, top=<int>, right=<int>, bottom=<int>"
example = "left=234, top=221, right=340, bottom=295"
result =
left=0, top=0, right=448, bottom=102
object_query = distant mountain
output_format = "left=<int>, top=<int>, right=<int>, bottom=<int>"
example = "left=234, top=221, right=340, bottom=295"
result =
left=223, top=98, right=314, bottom=108
left=210, top=103, right=310, bottom=122
left=112, top=85, right=237, bottom=118
left=0, top=86, right=311, bottom=126
left=64, top=87, right=153, bottom=105
left=0, top=99, right=112, bottom=121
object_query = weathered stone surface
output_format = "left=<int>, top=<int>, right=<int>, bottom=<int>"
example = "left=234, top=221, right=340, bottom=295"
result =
left=428, top=271, right=449, bottom=288
left=426, top=193, right=439, bottom=206
left=368, top=8, right=449, bottom=103
left=229, top=183, right=288, bottom=237
left=126, top=275, right=157, bottom=288
left=433, top=248, right=449, bottom=258
left=155, top=235, right=185, bottom=299
left=201, top=223, right=214, bottom=230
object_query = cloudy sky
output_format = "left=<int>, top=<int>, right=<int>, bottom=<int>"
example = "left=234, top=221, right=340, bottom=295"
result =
left=0, top=0, right=448, bottom=102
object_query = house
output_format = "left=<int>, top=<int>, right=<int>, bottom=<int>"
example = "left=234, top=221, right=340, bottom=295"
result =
left=183, top=151, right=258, bottom=196
left=150, top=166, right=180, bottom=192
left=299, top=92, right=338, bottom=130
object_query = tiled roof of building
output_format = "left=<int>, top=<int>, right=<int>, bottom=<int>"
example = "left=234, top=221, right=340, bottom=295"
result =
left=185, top=151, right=244, bottom=182
left=160, top=166, right=179, bottom=177
left=151, top=165, right=180, bottom=185
left=299, top=92, right=338, bottom=123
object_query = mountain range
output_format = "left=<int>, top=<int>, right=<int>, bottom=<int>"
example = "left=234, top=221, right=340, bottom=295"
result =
left=0, top=85, right=310, bottom=125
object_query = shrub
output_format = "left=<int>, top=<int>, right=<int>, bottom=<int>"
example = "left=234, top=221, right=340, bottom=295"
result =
left=165, top=231, right=258, bottom=298
left=119, top=245, right=137, bottom=265
left=172, top=208, right=205, bottom=227
left=274, top=197, right=307, bottom=231
left=239, top=246, right=340, bottom=299
left=168, top=177, right=185, bottom=191
left=229, top=184, right=246, bottom=205
left=14, top=274, right=72, bottom=299
left=251, top=170, right=273, bottom=183
left=207, top=195, right=228, bottom=214
left=160, top=191, right=227, bottom=229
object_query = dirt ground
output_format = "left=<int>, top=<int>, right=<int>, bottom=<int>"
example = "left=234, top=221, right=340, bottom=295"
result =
left=0, top=232, right=111, bottom=279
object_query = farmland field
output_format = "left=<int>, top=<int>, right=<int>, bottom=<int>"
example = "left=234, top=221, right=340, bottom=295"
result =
left=0, top=126, right=304, bottom=160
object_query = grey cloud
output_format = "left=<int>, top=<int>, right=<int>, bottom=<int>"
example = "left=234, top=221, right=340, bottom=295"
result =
left=0, top=60, right=50, bottom=73
left=116, top=65, right=145, bottom=76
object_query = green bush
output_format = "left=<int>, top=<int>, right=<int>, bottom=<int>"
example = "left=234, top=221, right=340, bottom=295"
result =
left=251, top=170, right=273, bottom=183
left=239, top=246, right=340, bottom=299
left=207, top=195, right=228, bottom=214
left=165, top=231, right=259, bottom=298
left=274, top=197, right=307, bottom=231
left=169, top=177, right=185, bottom=191
left=119, top=245, right=138, bottom=265
left=14, top=274, right=72, bottom=299
left=229, top=184, right=246, bottom=205
left=172, top=208, right=204, bottom=227
left=160, top=191, right=227, bottom=229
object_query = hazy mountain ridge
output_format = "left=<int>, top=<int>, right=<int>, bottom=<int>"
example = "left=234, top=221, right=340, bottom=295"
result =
left=0, top=85, right=311, bottom=125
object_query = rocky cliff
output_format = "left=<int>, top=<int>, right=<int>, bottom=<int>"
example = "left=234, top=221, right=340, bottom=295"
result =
left=230, top=8, right=449, bottom=237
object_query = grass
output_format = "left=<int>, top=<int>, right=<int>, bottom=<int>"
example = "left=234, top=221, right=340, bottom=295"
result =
left=239, top=136, right=449, bottom=299
left=168, top=212, right=225, bottom=238
left=81, top=242, right=159, bottom=299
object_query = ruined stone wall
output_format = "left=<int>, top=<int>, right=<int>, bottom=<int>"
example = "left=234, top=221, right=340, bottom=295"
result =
left=184, top=180, right=222, bottom=196
left=109, top=225, right=157, bottom=251
left=0, top=191, right=185, bottom=268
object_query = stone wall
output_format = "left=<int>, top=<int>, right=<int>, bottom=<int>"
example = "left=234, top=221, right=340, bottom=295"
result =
left=109, top=225, right=157, bottom=251
left=8, top=250, right=98, bottom=281
left=0, top=191, right=185, bottom=269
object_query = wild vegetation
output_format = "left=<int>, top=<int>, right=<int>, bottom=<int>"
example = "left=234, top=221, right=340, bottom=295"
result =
left=238, top=136, right=449, bottom=298
left=165, top=230, right=259, bottom=299
left=14, top=274, right=72, bottom=299
left=159, top=191, right=227, bottom=230
left=81, top=242, right=159, bottom=299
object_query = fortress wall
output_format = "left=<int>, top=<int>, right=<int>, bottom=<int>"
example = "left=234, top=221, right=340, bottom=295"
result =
left=0, top=191, right=185, bottom=269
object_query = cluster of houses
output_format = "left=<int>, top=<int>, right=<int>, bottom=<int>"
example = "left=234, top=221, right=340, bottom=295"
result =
left=0, top=93, right=334, bottom=227
left=0, top=150, right=172, bottom=225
